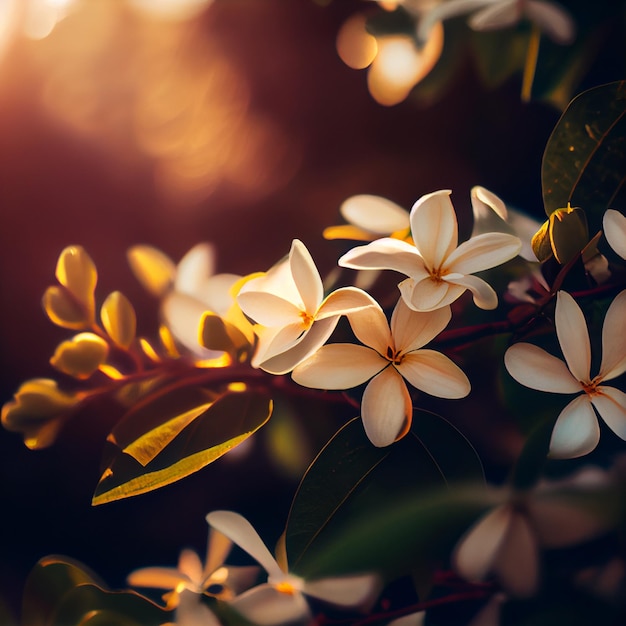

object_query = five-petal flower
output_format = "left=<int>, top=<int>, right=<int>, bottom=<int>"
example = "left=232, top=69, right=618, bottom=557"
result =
left=292, top=297, right=470, bottom=447
left=339, top=189, right=522, bottom=312
left=504, top=290, right=626, bottom=458
left=237, top=239, right=377, bottom=374
left=206, top=510, right=380, bottom=626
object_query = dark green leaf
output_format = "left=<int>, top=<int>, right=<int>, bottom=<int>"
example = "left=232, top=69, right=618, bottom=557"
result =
left=542, top=80, right=626, bottom=234
left=93, top=389, right=272, bottom=504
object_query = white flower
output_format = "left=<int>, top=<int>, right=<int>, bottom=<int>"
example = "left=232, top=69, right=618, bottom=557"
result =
left=206, top=511, right=380, bottom=626
left=292, top=297, right=470, bottom=447
left=339, top=189, right=522, bottom=312
left=603, top=209, right=626, bottom=260
left=127, top=526, right=258, bottom=608
left=237, top=239, right=377, bottom=374
left=175, top=590, right=222, bottom=626
left=504, top=290, right=626, bottom=459
left=417, top=0, right=575, bottom=46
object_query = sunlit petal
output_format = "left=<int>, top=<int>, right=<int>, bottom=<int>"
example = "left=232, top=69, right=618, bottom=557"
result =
left=338, top=238, right=424, bottom=277
left=195, top=273, right=241, bottom=315
left=391, top=299, right=451, bottom=352
left=127, top=567, right=186, bottom=590
left=417, top=0, right=496, bottom=43
left=471, top=185, right=508, bottom=224
left=504, top=343, right=581, bottom=393
left=399, top=276, right=453, bottom=312
left=525, top=0, right=576, bottom=45
left=549, top=395, right=600, bottom=459
left=303, top=573, right=381, bottom=607
left=175, top=243, right=216, bottom=296
left=178, top=549, right=204, bottom=586
left=603, top=209, right=626, bottom=260
left=340, top=194, right=410, bottom=235
left=290, top=239, right=323, bottom=315
left=468, top=0, right=518, bottom=31
left=230, top=583, right=311, bottom=626
left=176, top=590, right=221, bottom=626
left=316, top=286, right=378, bottom=320
left=494, top=511, right=539, bottom=597
left=361, top=368, right=412, bottom=447
left=592, top=387, right=626, bottom=441
left=453, top=504, right=513, bottom=582
left=346, top=299, right=392, bottom=354
left=322, top=224, right=376, bottom=241
left=206, top=511, right=284, bottom=580
left=127, top=245, right=176, bottom=298
left=204, top=528, right=232, bottom=579
left=446, top=233, right=521, bottom=275
left=292, top=344, right=385, bottom=389
left=258, top=316, right=340, bottom=375
left=410, top=190, right=457, bottom=270
left=237, top=292, right=303, bottom=327
left=444, top=273, right=498, bottom=310
left=251, top=323, right=306, bottom=368
left=399, top=350, right=470, bottom=398
left=599, top=290, right=626, bottom=380
left=555, top=291, right=591, bottom=382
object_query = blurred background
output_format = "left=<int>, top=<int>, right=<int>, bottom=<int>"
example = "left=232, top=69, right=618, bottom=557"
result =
left=0, top=0, right=623, bottom=618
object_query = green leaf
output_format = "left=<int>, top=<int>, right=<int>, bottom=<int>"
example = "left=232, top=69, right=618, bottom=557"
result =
left=93, top=389, right=272, bottom=504
left=542, top=81, right=626, bottom=233
left=285, top=415, right=485, bottom=579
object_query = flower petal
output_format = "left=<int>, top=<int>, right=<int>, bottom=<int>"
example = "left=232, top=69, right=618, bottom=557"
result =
left=453, top=504, right=513, bottom=582
left=410, top=190, right=458, bottom=270
left=258, top=316, right=340, bottom=375
left=127, top=567, right=186, bottom=590
left=292, top=344, right=385, bottom=389
left=251, top=323, right=307, bottom=368
left=206, top=511, right=284, bottom=580
left=445, top=233, right=522, bottom=275
left=176, top=589, right=222, bottom=626
left=391, top=299, right=451, bottom=352
left=471, top=185, right=508, bottom=226
left=398, top=350, right=470, bottom=399
left=468, top=0, right=518, bottom=31
left=303, top=573, right=381, bottom=607
left=525, top=0, right=575, bottom=45
left=229, top=583, right=311, bottom=626
left=338, top=238, right=425, bottom=278
left=603, top=209, right=626, bottom=260
left=592, top=386, right=626, bottom=441
left=316, top=286, right=378, bottom=320
left=493, top=511, right=539, bottom=597
left=178, top=549, right=204, bottom=586
left=175, top=243, right=216, bottom=296
left=549, top=395, right=600, bottom=459
left=290, top=240, right=323, bottom=315
left=443, top=273, right=498, bottom=310
left=361, top=368, right=412, bottom=447
left=399, top=276, right=459, bottom=312
left=204, top=528, right=232, bottom=579
left=555, top=291, right=591, bottom=382
left=504, top=343, right=581, bottom=393
left=345, top=299, right=391, bottom=355
left=237, top=292, right=303, bottom=327
left=599, top=289, right=626, bottom=380
left=340, top=194, right=410, bottom=235
left=417, top=0, right=495, bottom=44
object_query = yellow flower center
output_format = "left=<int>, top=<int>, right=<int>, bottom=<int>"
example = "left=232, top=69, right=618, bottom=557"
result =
left=275, top=581, right=297, bottom=595
left=429, top=266, right=448, bottom=283
left=300, top=310, right=314, bottom=329
left=386, top=345, right=403, bottom=365
left=581, top=377, right=602, bottom=396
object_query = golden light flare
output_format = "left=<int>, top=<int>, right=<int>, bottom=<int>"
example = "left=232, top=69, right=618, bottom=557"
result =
left=23, top=0, right=79, bottom=40
left=18, top=0, right=298, bottom=204
left=367, top=24, right=444, bottom=106
left=336, top=13, right=378, bottom=70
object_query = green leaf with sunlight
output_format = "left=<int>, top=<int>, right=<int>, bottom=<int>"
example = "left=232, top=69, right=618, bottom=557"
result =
left=93, top=389, right=272, bottom=504
left=22, top=556, right=169, bottom=626
left=285, top=414, right=485, bottom=579
left=542, top=80, right=626, bottom=233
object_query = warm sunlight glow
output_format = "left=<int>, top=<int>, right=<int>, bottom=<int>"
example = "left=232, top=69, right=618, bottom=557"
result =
left=367, top=24, right=444, bottom=106
left=0, top=0, right=20, bottom=65
left=23, top=0, right=78, bottom=40
left=128, top=0, right=213, bottom=22
left=227, top=382, right=248, bottom=392
left=336, top=13, right=378, bottom=70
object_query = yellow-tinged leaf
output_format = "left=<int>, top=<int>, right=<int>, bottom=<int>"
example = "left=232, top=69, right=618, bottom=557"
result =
left=549, top=206, right=589, bottom=264
left=101, top=291, right=137, bottom=348
left=50, top=333, right=109, bottom=379
left=55, top=246, right=97, bottom=315
left=127, top=245, right=176, bottom=298
left=42, top=285, right=91, bottom=329
left=1, top=378, right=79, bottom=448
left=322, top=225, right=375, bottom=241
left=199, top=312, right=251, bottom=361
left=531, top=218, right=552, bottom=262
left=123, top=401, right=215, bottom=466
left=94, top=390, right=272, bottom=504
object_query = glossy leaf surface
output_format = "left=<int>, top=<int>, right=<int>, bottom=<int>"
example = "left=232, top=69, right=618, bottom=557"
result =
left=285, top=414, right=485, bottom=579
left=93, top=389, right=272, bottom=504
